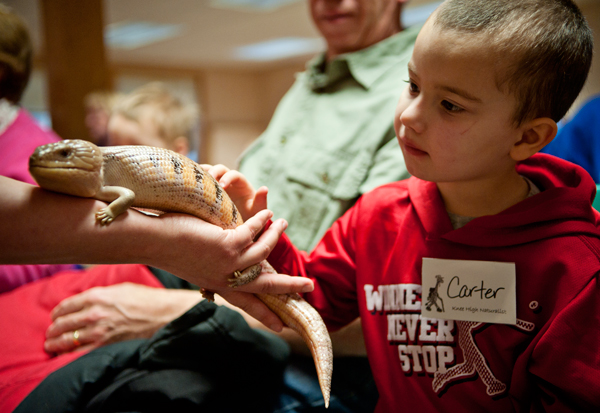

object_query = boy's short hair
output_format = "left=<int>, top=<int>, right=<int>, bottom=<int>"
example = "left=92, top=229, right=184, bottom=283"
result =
left=112, top=82, right=199, bottom=145
left=0, top=5, right=33, bottom=104
left=85, top=91, right=122, bottom=113
left=433, top=0, right=593, bottom=125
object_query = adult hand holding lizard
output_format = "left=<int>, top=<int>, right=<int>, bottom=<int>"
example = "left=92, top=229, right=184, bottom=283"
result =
left=0, top=175, right=313, bottom=331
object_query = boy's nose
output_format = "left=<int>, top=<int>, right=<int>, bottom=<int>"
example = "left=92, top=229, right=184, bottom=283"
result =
left=399, top=98, right=425, bottom=134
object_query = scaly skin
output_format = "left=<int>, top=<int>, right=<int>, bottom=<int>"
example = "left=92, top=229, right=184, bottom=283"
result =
left=29, top=139, right=332, bottom=407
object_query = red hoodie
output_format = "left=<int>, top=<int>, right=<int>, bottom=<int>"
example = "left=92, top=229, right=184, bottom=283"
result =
left=268, top=153, right=600, bottom=412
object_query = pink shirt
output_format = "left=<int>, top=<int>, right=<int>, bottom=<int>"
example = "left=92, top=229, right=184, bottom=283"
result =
left=0, top=264, right=164, bottom=412
left=0, top=108, right=61, bottom=185
left=0, top=108, right=78, bottom=292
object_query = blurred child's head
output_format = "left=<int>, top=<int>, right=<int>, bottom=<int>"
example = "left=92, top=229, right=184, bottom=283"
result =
left=394, top=0, right=593, bottom=184
left=85, top=91, right=122, bottom=146
left=0, top=5, right=32, bottom=104
left=108, top=82, right=199, bottom=155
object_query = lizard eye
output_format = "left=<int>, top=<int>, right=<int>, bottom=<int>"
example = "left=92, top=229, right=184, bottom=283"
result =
left=59, top=148, right=71, bottom=158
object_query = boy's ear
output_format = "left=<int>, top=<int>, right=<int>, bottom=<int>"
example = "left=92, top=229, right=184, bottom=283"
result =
left=510, top=118, right=558, bottom=162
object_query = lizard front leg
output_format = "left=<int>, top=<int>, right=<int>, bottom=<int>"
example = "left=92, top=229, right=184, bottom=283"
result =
left=200, top=263, right=263, bottom=302
left=228, top=263, right=264, bottom=288
left=94, top=185, right=136, bottom=225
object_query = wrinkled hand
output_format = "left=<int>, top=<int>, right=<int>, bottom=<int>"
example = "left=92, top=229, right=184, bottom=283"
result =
left=44, top=283, right=202, bottom=354
left=149, top=209, right=313, bottom=332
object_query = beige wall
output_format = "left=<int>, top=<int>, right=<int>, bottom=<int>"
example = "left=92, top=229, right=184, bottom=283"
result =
left=199, top=65, right=302, bottom=168
left=200, top=70, right=268, bottom=168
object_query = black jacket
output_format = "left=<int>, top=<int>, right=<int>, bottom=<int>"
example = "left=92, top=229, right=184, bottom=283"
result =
left=16, top=300, right=290, bottom=412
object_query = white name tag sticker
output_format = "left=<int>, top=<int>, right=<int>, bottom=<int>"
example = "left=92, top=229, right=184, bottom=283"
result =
left=421, top=258, right=516, bottom=325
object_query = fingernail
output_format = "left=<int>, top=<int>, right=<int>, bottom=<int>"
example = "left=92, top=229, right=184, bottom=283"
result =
left=302, top=284, right=314, bottom=293
left=270, top=323, right=283, bottom=332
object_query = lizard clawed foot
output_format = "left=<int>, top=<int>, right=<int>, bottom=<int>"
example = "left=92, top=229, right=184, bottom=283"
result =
left=228, top=263, right=263, bottom=288
left=95, top=208, right=116, bottom=225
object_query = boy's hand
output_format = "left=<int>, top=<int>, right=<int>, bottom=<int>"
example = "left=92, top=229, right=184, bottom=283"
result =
left=204, top=164, right=268, bottom=222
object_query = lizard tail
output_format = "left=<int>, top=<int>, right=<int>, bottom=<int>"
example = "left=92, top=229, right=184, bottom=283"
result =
left=257, top=292, right=332, bottom=408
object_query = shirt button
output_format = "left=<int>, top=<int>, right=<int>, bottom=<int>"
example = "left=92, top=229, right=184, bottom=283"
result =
left=280, top=136, right=287, bottom=144
left=321, top=172, right=330, bottom=184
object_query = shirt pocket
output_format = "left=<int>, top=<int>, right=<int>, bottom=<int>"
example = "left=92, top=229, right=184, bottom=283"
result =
left=281, top=148, right=371, bottom=250
left=285, top=148, right=372, bottom=200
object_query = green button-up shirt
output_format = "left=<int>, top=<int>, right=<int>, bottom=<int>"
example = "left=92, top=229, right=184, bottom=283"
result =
left=238, top=26, right=420, bottom=252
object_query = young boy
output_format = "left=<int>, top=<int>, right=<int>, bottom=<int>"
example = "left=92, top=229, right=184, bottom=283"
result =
left=107, top=82, right=198, bottom=157
left=221, top=0, right=599, bottom=411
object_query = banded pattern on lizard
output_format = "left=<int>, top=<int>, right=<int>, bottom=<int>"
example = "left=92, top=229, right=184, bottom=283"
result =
left=29, top=139, right=332, bottom=407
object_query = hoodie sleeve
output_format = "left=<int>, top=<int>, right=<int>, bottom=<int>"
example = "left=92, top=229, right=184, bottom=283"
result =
left=528, top=274, right=600, bottom=411
left=268, top=200, right=362, bottom=331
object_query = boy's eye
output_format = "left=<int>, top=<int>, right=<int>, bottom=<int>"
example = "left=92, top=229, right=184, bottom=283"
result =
left=405, top=79, right=419, bottom=94
left=409, top=81, right=419, bottom=94
left=441, top=100, right=463, bottom=113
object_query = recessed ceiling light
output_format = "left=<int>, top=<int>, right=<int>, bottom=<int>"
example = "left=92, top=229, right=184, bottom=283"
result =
left=234, top=37, right=324, bottom=61
left=402, top=1, right=443, bottom=27
left=105, top=21, right=184, bottom=50
left=210, top=0, right=300, bottom=12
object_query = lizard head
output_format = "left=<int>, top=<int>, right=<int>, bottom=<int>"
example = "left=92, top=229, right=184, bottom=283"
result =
left=29, top=139, right=103, bottom=198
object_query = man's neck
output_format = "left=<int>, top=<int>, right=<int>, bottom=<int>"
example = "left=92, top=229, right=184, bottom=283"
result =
left=325, top=24, right=402, bottom=61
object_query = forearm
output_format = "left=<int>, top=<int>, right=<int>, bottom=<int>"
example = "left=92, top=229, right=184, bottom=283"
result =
left=2, top=177, right=159, bottom=265
left=151, top=288, right=204, bottom=325
left=2, top=176, right=314, bottom=331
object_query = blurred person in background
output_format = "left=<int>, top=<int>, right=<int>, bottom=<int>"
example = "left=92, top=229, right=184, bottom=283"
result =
left=84, top=90, right=121, bottom=146
left=541, top=95, right=600, bottom=183
left=107, top=82, right=197, bottom=155
left=0, top=4, right=78, bottom=292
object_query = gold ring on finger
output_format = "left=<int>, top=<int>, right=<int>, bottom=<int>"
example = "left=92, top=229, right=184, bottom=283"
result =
left=72, top=330, right=81, bottom=347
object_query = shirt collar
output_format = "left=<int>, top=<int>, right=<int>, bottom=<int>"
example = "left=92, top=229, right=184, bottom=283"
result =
left=304, top=27, right=419, bottom=91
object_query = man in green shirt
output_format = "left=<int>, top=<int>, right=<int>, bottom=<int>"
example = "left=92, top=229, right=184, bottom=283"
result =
left=239, top=0, right=419, bottom=252
left=238, top=0, right=418, bottom=411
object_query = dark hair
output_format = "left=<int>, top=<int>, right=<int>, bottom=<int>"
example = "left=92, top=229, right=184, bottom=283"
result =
left=0, top=6, right=33, bottom=103
left=434, top=0, right=594, bottom=125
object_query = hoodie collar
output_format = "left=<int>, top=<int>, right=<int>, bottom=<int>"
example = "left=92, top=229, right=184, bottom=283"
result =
left=409, top=153, right=600, bottom=247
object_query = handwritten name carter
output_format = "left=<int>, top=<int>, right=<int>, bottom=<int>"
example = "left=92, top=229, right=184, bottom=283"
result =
left=447, top=276, right=505, bottom=300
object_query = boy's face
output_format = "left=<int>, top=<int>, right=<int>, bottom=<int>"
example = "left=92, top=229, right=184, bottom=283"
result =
left=107, top=112, right=167, bottom=149
left=394, top=19, right=525, bottom=185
